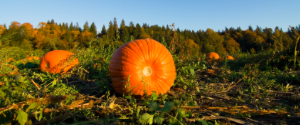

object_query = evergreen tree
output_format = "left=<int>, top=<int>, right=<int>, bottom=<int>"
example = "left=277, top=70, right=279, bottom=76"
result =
left=162, top=25, right=166, bottom=31
left=142, top=23, right=148, bottom=29
left=75, top=22, right=80, bottom=30
left=135, top=23, right=142, bottom=38
left=237, top=27, right=242, bottom=33
left=166, top=25, right=170, bottom=31
left=76, top=22, right=82, bottom=32
left=248, top=25, right=253, bottom=32
left=83, top=21, right=89, bottom=31
left=65, top=22, right=68, bottom=29
left=61, top=23, right=66, bottom=31
left=161, top=25, right=166, bottom=39
left=128, top=21, right=135, bottom=36
left=263, top=28, right=273, bottom=44
left=255, top=26, right=262, bottom=34
left=113, top=17, right=118, bottom=33
left=101, top=25, right=106, bottom=35
left=89, top=22, right=97, bottom=36
left=275, top=26, right=279, bottom=31
left=107, top=21, right=115, bottom=40
left=120, top=19, right=125, bottom=29
left=120, top=19, right=129, bottom=42
left=50, top=19, right=55, bottom=24
left=166, top=24, right=171, bottom=40
left=177, top=28, right=180, bottom=33
left=69, top=22, right=74, bottom=31
left=225, top=27, right=229, bottom=32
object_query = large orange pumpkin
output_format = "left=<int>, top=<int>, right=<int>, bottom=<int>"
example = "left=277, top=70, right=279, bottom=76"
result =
left=207, top=52, right=220, bottom=60
left=109, top=39, right=176, bottom=96
left=226, top=55, right=234, bottom=61
left=40, top=50, right=79, bottom=74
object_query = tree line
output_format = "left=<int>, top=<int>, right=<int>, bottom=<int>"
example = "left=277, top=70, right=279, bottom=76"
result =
left=0, top=18, right=299, bottom=57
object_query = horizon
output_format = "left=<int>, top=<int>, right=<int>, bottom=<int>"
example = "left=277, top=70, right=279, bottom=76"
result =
left=1, top=0, right=300, bottom=33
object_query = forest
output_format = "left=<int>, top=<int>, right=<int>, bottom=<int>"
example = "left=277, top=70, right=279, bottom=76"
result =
left=1, top=18, right=299, bottom=56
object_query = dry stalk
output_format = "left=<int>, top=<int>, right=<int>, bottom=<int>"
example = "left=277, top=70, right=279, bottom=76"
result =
left=169, top=23, right=178, bottom=54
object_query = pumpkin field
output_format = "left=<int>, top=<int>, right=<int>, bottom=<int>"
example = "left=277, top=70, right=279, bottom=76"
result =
left=1, top=21, right=300, bottom=125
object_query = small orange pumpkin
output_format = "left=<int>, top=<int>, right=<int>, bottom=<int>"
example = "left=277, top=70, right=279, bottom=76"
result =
left=226, top=55, right=234, bottom=61
left=109, top=39, right=176, bottom=96
left=27, top=56, right=40, bottom=61
left=207, top=52, right=220, bottom=60
left=40, top=50, right=79, bottom=74
left=6, top=58, right=15, bottom=62
left=21, top=56, right=41, bottom=64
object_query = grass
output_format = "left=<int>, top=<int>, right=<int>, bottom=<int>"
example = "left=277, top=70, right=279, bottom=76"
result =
left=0, top=44, right=300, bottom=125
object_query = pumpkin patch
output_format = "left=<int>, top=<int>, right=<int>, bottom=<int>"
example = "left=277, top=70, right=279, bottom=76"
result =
left=109, top=39, right=176, bottom=96
left=40, top=50, right=79, bottom=74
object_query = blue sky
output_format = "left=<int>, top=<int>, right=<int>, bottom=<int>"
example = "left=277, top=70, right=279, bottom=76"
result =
left=1, top=0, right=299, bottom=33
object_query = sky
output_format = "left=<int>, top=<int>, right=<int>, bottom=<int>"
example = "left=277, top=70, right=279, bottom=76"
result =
left=1, top=0, right=300, bottom=33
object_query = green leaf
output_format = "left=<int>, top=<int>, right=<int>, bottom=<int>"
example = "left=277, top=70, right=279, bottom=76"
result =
left=14, top=74, right=23, bottom=82
left=17, top=110, right=28, bottom=125
left=176, top=108, right=186, bottom=120
left=34, top=111, right=38, bottom=120
left=66, top=96, right=76, bottom=104
left=151, top=93, right=158, bottom=101
left=153, top=116, right=164, bottom=124
left=51, top=80, right=57, bottom=87
left=188, top=101, right=198, bottom=106
left=162, top=102, right=174, bottom=113
left=139, top=113, right=154, bottom=125
left=190, top=68, right=195, bottom=76
left=19, top=82, right=27, bottom=89
left=199, top=120, right=209, bottom=125
left=1, top=86, right=8, bottom=90
left=149, top=102, right=159, bottom=112
left=125, top=95, right=132, bottom=100
left=168, top=118, right=178, bottom=125
left=14, top=87, right=27, bottom=93
left=0, top=89, right=5, bottom=98
left=136, top=107, right=140, bottom=119
left=27, top=102, right=38, bottom=111
left=215, top=120, right=220, bottom=125
left=38, top=108, right=43, bottom=121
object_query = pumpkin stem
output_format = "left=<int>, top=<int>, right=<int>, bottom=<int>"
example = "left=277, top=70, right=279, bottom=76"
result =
left=143, top=66, right=152, bottom=76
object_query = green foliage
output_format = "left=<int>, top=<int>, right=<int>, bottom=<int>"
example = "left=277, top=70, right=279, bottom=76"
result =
left=17, top=110, right=28, bottom=125
left=139, top=113, right=154, bottom=124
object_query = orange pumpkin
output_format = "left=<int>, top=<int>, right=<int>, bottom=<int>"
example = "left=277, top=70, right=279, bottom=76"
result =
left=207, top=52, right=220, bottom=60
left=226, top=55, right=234, bottom=61
left=21, top=56, right=41, bottom=64
left=109, top=39, right=176, bottom=96
left=27, top=56, right=40, bottom=61
left=40, top=50, right=79, bottom=74
left=6, top=58, right=15, bottom=62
